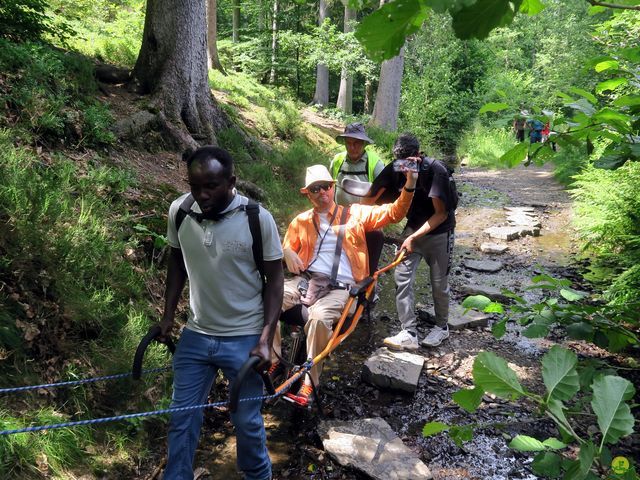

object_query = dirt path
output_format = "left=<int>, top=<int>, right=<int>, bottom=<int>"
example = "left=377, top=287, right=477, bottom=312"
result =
left=167, top=162, right=582, bottom=480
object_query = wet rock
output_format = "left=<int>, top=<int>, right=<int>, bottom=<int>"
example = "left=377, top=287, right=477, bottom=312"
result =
left=318, top=417, right=433, bottom=480
left=448, top=304, right=490, bottom=330
left=480, top=242, right=509, bottom=254
left=362, top=348, right=424, bottom=393
left=464, top=259, right=504, bottom=272
left=484, top=226, right=522, bottom=241
left=504, top=206, right=536, bottom=214
left=460, top=284, right=511, bottom=303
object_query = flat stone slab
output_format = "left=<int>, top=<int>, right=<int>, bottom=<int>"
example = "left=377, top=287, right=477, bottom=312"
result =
left=504, top=206, right=536, bottom=213
left=480, top=242, right=509, bottom=254
left=363, top=348, right=424, bottom=393
left=448, top=303, right=490, bottom=330
left=507, top=213, right=542, bottom=228
left=318, top=417, right=433, bottom=480
left=464, top=259, right=504, bottom=272
left=460, top=284, right=511, bottom=304
left=484, top=226, right=522, bottom=241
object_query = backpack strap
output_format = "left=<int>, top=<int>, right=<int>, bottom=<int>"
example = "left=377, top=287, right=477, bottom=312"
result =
left=175, top=194, right=196, bottom=234
left=244, top=200, right=266, bottom=290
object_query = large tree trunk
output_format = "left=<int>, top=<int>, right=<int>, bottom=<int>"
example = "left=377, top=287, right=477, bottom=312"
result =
left=311, top=0, right=330, bottom=107
left=336, top=5, right=356, bottom=113
left=269, top=0, right=279, bottom=84
left=131, top=0, right=228, bottom=147
left=232, top=0, right=240, bottom=43
left=207, top=0, right=225, bottom=73
left=370, top=46, right=405, bottom=131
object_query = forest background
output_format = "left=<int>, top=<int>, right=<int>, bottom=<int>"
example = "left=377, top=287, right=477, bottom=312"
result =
left=0, top=0, right=638, bottom=478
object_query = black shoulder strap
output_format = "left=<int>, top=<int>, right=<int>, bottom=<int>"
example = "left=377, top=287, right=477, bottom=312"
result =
left=176, top=193, right=196, bottom=233
left=244, top=200, right=265, bottom=290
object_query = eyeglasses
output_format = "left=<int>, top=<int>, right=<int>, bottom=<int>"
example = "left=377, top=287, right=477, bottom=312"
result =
left=308, top=182, right=333, bottom=194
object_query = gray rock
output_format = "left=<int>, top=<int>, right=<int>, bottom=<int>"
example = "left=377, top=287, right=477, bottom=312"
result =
left=480, top=242, right=509, bottom=254
left=464, top=259, right=504, bottom=272
left=504, top=206, right=536, bottom=213
left=460, top=284, right=511, bottom=304
left=318, top=417, right=433, bottom=480
left=448, top=303, right=490, bottom=330
left=362, top=348, right=424, bottom=393
left=506, top=214, right=542, bottom=228
left=484, top=226, right=522, bottom=241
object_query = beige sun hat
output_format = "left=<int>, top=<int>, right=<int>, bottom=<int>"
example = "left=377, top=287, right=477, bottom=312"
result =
left=300, top=165, right=335, bottom=192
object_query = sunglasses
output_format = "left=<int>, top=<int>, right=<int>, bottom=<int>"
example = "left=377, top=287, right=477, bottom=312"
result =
left=308, top=182, right=333, bottom=194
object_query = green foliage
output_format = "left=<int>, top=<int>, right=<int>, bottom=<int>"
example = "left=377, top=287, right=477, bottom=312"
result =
left=0, top=0, right=74, bottom=43
left=457, top=122, right=518, bottom=167
left=0, top=39, right=114, bottom=146
left=552, top=144, right=590, bottom=186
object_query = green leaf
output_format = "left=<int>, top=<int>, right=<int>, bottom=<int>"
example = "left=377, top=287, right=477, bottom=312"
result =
left=473, top=352, right=525, bottom=399
left=542, top=438, right=567, bottom=450
left=453, top=386, right=484, bottom=413
left=559, top=288, right=586, bottom=302
left=484, top=302, right=504, bottom=314
left=449, top=424, right=473, bottom=447
left=500, top=142, right=529, bottom=168
left=492, top=318, right=507, bottom=339
left=422, top=421, right=449, bottom=437
left=451, top=0, right=524, bottom=40
left=567, top=98, right=596, bottom=116
left=594, top=154, right=629, bottom=170
left=355, top=0, right=428, bottom=61
left=568, top=87, right=597, bottom=105
left=594, top=60, right=619, bottom=72
left=591, top=375, right=635, bottom=444
left=509, top=435, right=546, bottom=451
left=547, top=399, right=573, bottom=442
left=566, top=322, right=594, bottom=341
left=592, top=108, right=632, bottom=125
left=542, top=346, right=579, bottom=402
left=613, top=95, right=640, bottom=107
left=519, top=0, right=545, bottom=15
left=462, top=295, right=492, bottom=311
left=479, top=102, right=510, bottom=114
left=532, top=451, right=562, bottom=477
left=619, top=46, right=640, bottom=63
left=595, top=78, right=628, bottom=94
left=523, top=323, right=549, bottom=338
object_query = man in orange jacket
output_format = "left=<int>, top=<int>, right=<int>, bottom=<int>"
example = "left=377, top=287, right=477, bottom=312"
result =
left=272, top=164, right=417, bottom=407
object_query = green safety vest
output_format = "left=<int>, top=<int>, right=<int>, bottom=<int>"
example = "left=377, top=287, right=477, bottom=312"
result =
left=331, top=148, right=381, bottom=183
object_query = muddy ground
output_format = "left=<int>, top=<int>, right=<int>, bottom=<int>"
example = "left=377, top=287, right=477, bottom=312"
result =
left=134, top=162, right=639, bottom=480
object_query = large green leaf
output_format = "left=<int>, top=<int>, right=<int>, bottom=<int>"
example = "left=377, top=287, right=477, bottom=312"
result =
left=547, top=399, right=573, bottom=442
left=462, top=294, right=492, bottom=311
left=500, top=142, right=529, bottom=167
left=509, top=435, right=546, bottom=451
left=542, top=346, right=579, bottom=402
left=591, top=375, right=635, bottom=444
left=563, top=441, right=596, bottom=480
left=479, top=102, right=510, bottom=114
left=355, top=0, right=428, bottom=61
left=453, top=386, right=484, bottom=413
left=569, top=87, right=597, bottom=105
left=532, top=451, right=562, bottom=477
left=595, top=78, right=628, bottom=94
left=594, top=60, right=619, bottom=72
left=451, top=0, right=523, bottom=40
left=519, top=0, right=545, bottom=15
left=449, top=424, right=473, bottom=447
left=422, top=421, right=449, bottom=436
left=473, top=352, right=525, bottom=399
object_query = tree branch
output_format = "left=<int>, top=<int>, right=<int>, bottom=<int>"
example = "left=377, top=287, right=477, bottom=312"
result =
left=586, top=0, right=640, bottom=11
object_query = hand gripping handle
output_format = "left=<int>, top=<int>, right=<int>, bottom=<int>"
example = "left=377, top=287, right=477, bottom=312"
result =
left=132, top=325, right=176, bottom=380
left=229, top=356, right=275, bottom=413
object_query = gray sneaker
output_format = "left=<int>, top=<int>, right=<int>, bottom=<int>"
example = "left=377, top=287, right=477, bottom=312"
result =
left=420, top=325, right=449, bottom=347
left=383, top=330, right=419, bottom=351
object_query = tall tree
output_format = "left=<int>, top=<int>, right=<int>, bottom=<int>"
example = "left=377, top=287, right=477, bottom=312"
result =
left=311, top=0, right=330, bottom=107
left=207, top=0, right=225, bottom=73
left=370, top=45, right=404, bottom=130
left=336, top=3, right=355, bottom=113
left=269, top=0, right=279, bottom=83
left=232, top=0, right=240, bottom=42
left=130, top=0, right=228, bottom=147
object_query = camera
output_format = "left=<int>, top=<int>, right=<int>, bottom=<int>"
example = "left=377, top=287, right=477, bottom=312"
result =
left=393, top=158, right=419, bottom=173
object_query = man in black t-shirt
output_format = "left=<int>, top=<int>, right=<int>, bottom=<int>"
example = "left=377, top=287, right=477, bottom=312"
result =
left=368, top=133, right=455, bottom=350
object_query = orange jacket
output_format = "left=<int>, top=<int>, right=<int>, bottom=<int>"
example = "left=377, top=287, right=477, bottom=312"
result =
left=283, top=189, right=413, bottom=282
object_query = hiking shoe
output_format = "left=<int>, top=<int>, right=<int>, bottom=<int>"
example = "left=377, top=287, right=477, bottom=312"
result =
left=284, top=383, right=314, bottom=408
left=383, top=330, right=419, bottom=351
left=421, top=326, right=449, bottom=347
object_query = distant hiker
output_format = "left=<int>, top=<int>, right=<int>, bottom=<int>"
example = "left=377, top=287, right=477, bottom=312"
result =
left=513, top=116, right=526, bottom=142
left=527, top=118, right=544, bottom=144
left=330, top=122, right=386, bottom=282
left=366, top=133, right=456, bottom=350
left=271, top=164, right=417, bottom=407
left=156, top=146, right=284, bottom=480
left=542, top=121, right=550, bottom=142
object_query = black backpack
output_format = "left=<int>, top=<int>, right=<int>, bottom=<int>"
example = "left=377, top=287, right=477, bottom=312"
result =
left=175, top=194, right=265, bottom=288
left=421, top=157, right=460, bottom=211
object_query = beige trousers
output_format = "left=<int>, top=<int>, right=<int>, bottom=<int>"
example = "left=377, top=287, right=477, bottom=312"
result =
left=273, top=276, right=351, bottom=386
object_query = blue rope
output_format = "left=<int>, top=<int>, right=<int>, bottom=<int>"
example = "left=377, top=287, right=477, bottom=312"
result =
left=0, top=361, right=314, bottom=436
left=0, top=367, right=171, bottom=394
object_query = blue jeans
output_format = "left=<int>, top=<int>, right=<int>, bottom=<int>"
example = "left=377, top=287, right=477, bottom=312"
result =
left=164, top=329, right=271, bottom=480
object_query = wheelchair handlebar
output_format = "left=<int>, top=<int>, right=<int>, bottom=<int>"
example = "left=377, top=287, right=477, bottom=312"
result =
left=132, top=325, right=176, bottom=380
left=229, top=356, right=275, bottom=413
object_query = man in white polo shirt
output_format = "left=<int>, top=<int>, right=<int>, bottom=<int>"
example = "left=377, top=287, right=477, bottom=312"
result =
left=156, top=146, right=284, bottom=480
